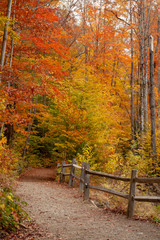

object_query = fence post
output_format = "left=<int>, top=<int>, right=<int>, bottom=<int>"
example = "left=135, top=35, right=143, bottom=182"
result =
left=83, top=162, right=90, bottom=201
left=56, top=163, right=60, bottom=182
left=69, top=158, right=76, bottom=187
left=73, top=159, right=77, bottom=182
left=127, top=169, right=138, bottom=218
left=79, top=162, right=85, bottom=193
left=60, top=160, right=65, bottom=183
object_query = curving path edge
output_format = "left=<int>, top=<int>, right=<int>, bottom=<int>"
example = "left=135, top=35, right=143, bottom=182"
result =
left=16, top=168, right=160, bottom=240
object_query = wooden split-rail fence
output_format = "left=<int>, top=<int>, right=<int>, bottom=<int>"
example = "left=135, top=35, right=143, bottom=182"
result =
left=56, top=159, right=160, bottom=218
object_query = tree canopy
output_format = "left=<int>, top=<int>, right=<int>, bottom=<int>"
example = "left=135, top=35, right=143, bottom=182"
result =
left=0, top=0, right=160, bottom=177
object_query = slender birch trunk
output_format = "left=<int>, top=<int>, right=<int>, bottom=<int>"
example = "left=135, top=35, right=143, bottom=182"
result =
left=0, top=0, right=17, bottom=142
left=139, top=0, right=144, bottom=134
left=83, top=0, right=88, bottom=81
left=0, top=0, right=12, bottom=78
left=95, top=0, right=102, bottom=57
left=0, top=0, right=13, bottom=139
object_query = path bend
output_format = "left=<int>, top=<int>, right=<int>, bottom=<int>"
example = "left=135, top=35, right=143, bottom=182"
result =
left=16, top=168, right=160, bottom=240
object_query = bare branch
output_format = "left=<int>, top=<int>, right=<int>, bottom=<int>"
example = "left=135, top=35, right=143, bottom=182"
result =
left=105, top=9, right=138, bottom=37
left=59, top=0, right=80, bottom=26
left=106, top=9, right=130, bottom=26
left=34, top=0, right=55, bottom=10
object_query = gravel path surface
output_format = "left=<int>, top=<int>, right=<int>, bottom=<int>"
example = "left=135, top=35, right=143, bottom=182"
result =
left=16, top=168, right=160, bottom=240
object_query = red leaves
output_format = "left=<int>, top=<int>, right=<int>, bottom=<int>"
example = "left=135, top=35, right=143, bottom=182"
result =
left=36, top=8, right=59, bottom=23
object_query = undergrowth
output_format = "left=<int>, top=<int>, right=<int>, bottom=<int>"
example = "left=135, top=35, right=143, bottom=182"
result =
left=0, top=186, right=28, bottom=236
left=0, top=138, right=28, bottom=236
left=89, top=179, right=160, bottom=223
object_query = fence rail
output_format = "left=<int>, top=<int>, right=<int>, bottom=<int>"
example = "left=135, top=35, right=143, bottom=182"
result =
left=134, top=177, right=160, bottom=184
left=89, top=184, right=129, bottom=199
left=57, top=160, right=160, bottom=218
left=86, top=169, right=130, bottom=182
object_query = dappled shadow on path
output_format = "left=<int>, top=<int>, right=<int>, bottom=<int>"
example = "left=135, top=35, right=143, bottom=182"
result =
left=18, top=167, right=56, bottom=182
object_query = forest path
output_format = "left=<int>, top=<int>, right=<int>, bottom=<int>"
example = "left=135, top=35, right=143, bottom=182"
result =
left=14, top=168, right=160, bottom=240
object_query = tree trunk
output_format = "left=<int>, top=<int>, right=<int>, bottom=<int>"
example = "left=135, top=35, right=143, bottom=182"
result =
left=158, top=51, right=160, bottom=124
left=21, top=97, right=38, bottom=160
left=143, top=36, right=148, bottom=132
left=83, top=0, right=88, bottom=81
left=0, top=0, right=13, bottom=79
left=149, top=35, right=157, bottom=164
left=130, top=0, right=135, bottom=139
left=0, top=0, right=16, bottom=142
left=156, top=18, right=160, bottom=123
left=143, top=2, right=150, bottom=132
left=139, top=0, right=144, bottom=134
left=0, top=0, right=13, bottom=139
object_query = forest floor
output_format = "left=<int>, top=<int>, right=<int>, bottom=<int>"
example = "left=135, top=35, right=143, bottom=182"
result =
left=3, top=168, right=160, bottom=240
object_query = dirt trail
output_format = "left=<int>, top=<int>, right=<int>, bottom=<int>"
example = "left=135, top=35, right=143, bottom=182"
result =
left=15, top=168, right=160, bottom=240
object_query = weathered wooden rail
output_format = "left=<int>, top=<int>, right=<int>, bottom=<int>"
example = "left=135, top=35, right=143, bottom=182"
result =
left=57, top=160, right=160, bottom=218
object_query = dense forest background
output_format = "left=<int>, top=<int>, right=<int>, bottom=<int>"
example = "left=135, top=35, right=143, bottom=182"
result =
left=0, top=0, right=160, bottom=179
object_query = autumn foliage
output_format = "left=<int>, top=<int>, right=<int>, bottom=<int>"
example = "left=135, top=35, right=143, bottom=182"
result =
left=0, top=0, right=160, bottom=178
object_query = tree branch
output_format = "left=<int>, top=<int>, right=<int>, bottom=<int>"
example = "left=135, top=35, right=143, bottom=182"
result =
left=34, top=0, right=55, bottom=10
left=105, top=9, right=138, bottom=36
left=106, top=9, right=130, bottom=26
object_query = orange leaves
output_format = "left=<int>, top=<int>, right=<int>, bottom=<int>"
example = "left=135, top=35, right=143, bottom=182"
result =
left=0, top=0, right=140, bottom=170
left=0, top=137, right=19, bottom=175
left=36, top=8, right=59, bottom=23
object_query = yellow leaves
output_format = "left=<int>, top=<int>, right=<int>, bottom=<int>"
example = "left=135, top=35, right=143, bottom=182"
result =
left=55, top=141, right=76, bottom=151
left=0, top=136, right=7, bottom=146
left=7, top=195, right=12, bottom=201
left=77, top=144, right=94, bottom=165
left=0, top=97, right=6, bottom=113
left=0, top=15, right=8, bottom=32
left=62, top=61, right=71, bottom=72
left=10, top=29, right=20, bottom=42
left=0, top=203, right=5, bottom=209
left=0, top=141, right=19, bottom=176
